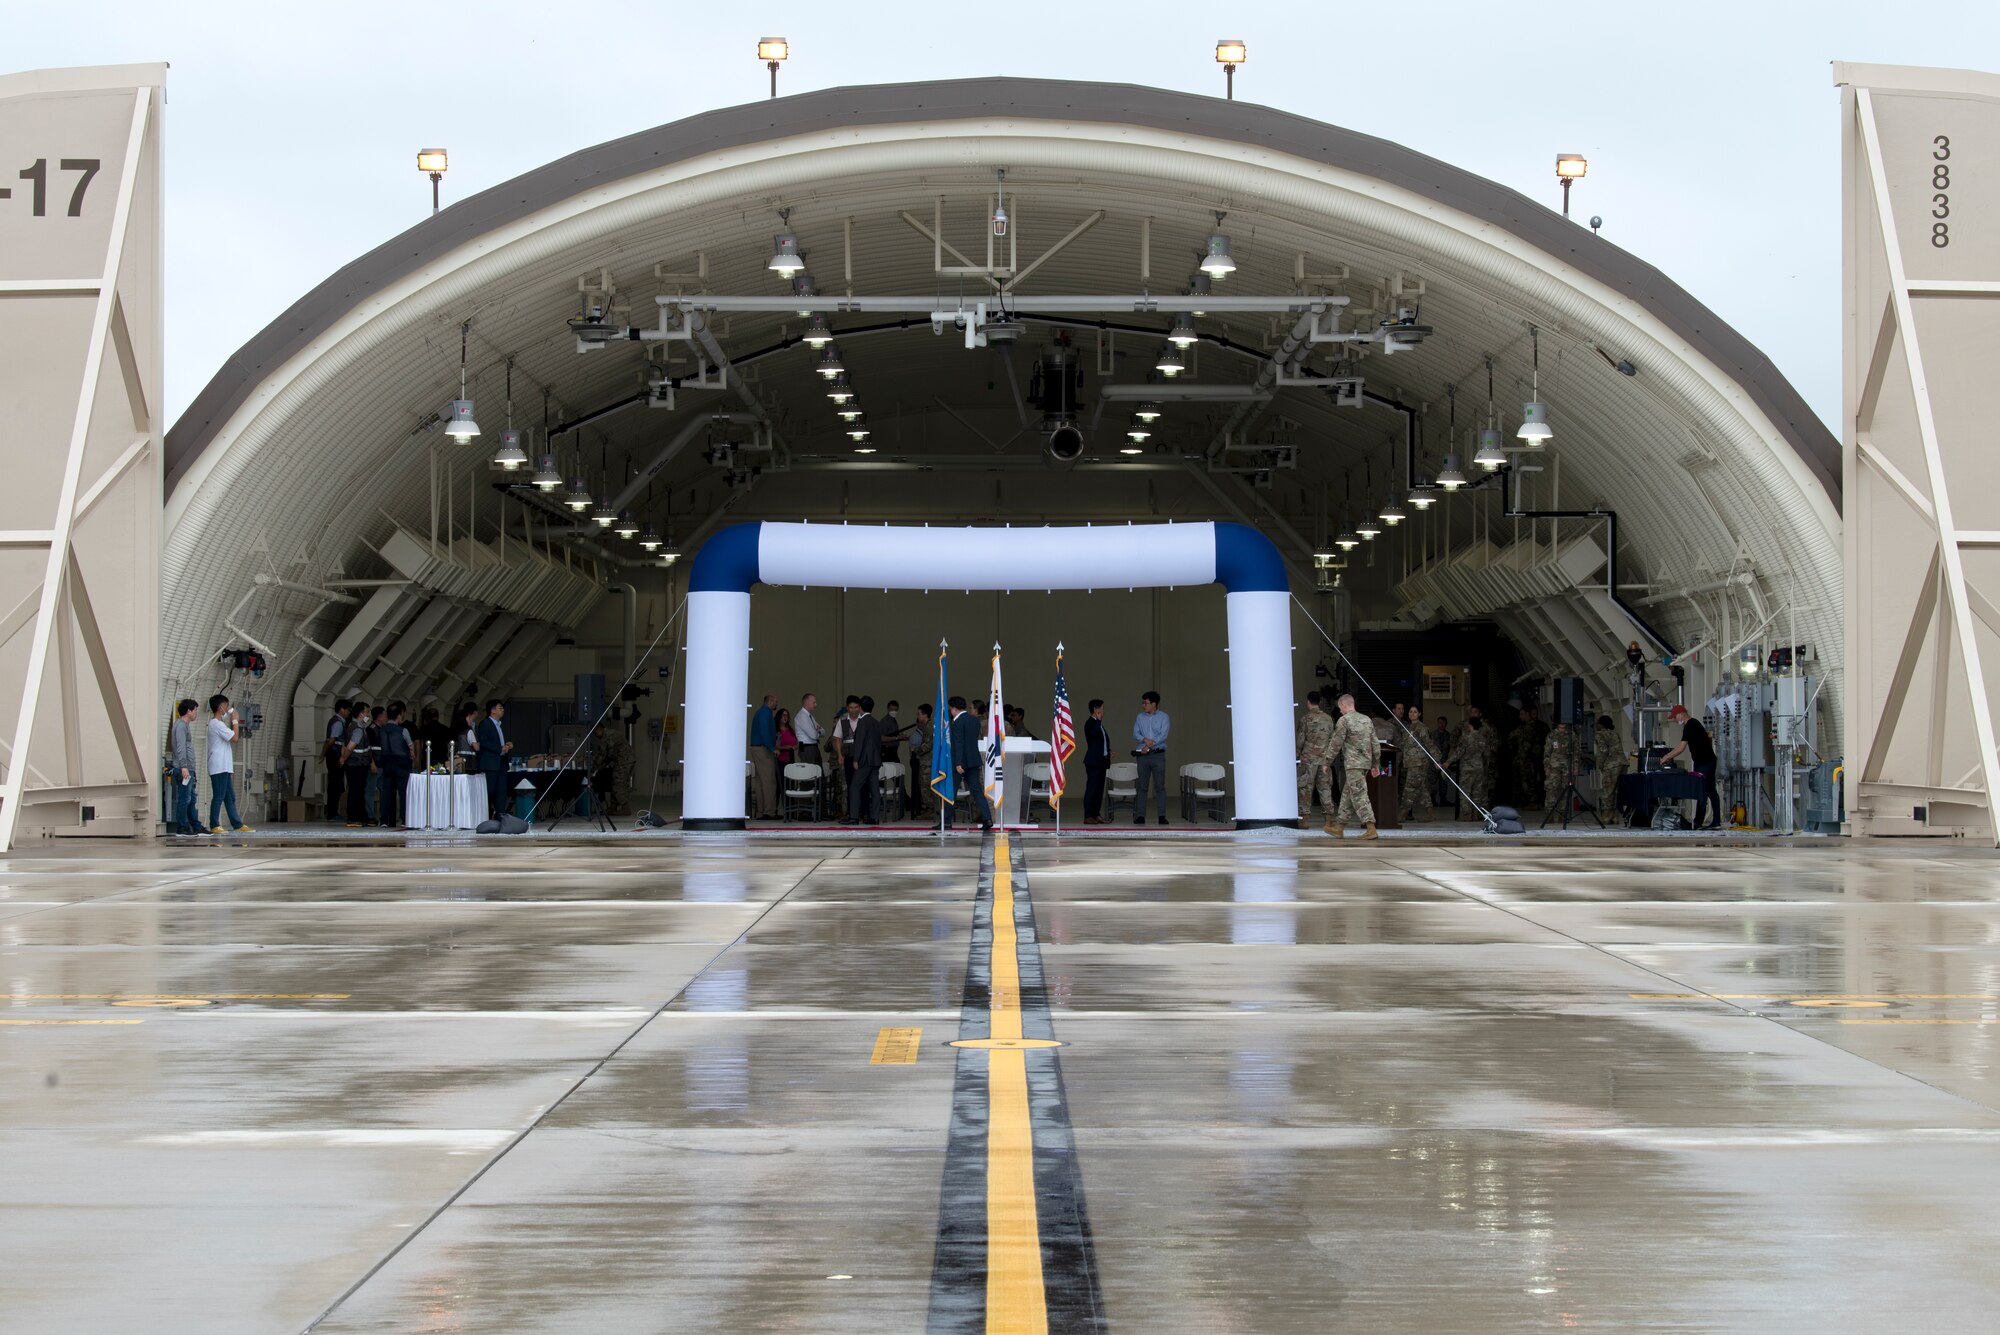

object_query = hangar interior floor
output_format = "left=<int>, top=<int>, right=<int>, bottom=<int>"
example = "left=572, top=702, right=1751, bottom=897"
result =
left=7, top=833, right=2000, bottom=1333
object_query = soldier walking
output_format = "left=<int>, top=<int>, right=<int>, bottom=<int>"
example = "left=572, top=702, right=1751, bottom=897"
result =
left=1400, top=704, right=1436, bottom=822
left=1448, top=707, right=1499, bottom=819
left=1329, top=693, right=1381, bottom=839
left=1296, top=691, right=1337, bottom=822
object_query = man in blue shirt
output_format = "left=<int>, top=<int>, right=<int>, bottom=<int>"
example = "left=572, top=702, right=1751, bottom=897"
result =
left=1132, top=690, right=1170, bottom=826
left=749, top=692, right=779, bottom=820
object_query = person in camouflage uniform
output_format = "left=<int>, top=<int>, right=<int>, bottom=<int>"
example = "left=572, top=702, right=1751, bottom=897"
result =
left=1400, top=704, right=1435, bottom=822
left=1542, top=722, right=1576, bottom=818
left=1511, top=705, right=1550, bottom=808
left=1447, top=706, right=1499, bottom=819
left=1595, top=714, right=1628, bottom=826
left=1296, top=690, right=1337, bottom=821
left=1329, top=693, right=1381, bottom=838
left=593, top=724, right=634, bottom=816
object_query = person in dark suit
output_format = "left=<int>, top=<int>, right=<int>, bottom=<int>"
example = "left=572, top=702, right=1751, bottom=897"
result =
left=1082, top=698, right=1111, bottom=824
left=945, top=695, right=993, bottom=832
left=475, top=698, right=514, bottom=820
left=846, top=695, right=883, bottom=824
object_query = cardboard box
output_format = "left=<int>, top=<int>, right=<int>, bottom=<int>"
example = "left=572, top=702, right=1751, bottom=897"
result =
left=283, top=798, right=314, bottom=823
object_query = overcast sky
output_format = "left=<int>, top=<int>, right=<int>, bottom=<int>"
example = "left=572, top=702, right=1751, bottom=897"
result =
left=16, top=2, right=1999, bottom=430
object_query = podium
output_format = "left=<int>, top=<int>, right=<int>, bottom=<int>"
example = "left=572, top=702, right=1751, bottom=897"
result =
left=999, top=738, right=1052, bottom=828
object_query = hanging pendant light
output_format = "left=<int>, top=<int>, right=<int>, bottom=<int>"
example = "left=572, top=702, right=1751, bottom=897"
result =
left=1357, top=512, right=1382, bottom=539
left=815, top=345, right=845, bottom=379
left=1167, top=314, right=1198, bottom=347
left=1186, top=272, right=1212, bottom=316
left=837, top=406, right=864, bottom=422
left=614, top=510, right=639, bottom=539
left=1155, top=344, right=1186, bottom=377
left=1408, top=479, right=1437, bottom=509
left=591, top=491, right=617, bottom=528
left=564, top=470, right=592, bottom=511
left=1474, top=427, right=1506, bottom=471
left=1200, top=233, right=1236, bottom=277
left=442, top=321, right=479, bottom=439
left=826, top=374, right=854, bottom=403
left=491, top=429, right=527, bottom=470
left=657, top=549, right=680, bottom=567
left=639, top=521, right=662, bottom=551
left=1126, top=416, right=1152, bottom=442
left=767, top=233, right=804, bottom=274
left=1380, top=493, right=1407, bottom=525
left=1437, top=454, right=1468, bottom=490
left=791, top=272, right=818, bottom=316
left=1335, top=517, right=1360, bottom=551
left=532, top=453, right=561, bottom=491
left=802, top=315, right=833, bottom=347
left=1135, top=401, right=1163, bottom=422
left=1517, top=327, right=1553, bottom=443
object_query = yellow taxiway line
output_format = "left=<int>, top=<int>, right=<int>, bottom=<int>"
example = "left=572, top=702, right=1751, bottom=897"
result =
left=984, top=833, right=1047, bottom=1335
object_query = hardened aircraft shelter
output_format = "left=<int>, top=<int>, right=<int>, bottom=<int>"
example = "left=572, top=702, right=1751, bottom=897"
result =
left=16, top=59, right=2000, bottom=1335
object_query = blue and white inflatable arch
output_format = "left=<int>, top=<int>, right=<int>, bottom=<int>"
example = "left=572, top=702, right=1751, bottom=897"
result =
left=681, top=521, right=1298, bottom=830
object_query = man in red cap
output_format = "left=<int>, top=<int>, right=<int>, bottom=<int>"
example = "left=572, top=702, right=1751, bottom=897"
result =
left=1659, top=704, right=1721, bottom=830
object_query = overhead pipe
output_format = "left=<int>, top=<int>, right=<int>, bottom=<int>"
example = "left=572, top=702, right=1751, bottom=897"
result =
left=660, top=294, right=1347, bottom=315
left=252, top=574, right=360, bottom=605
left=606, top=580, right=638, bottom=681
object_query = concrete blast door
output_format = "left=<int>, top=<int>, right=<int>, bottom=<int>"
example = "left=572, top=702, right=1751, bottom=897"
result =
left=681, top=522, right=1296, bottom=829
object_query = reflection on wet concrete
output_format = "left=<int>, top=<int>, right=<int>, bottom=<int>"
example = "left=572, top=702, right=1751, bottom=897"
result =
left=7, top=837, right=2000, bottom=1330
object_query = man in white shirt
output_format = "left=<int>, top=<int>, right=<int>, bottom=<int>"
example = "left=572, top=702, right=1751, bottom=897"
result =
left=794, top=693, right=824, bottom=815
left=206, top=694, right=253, bottom=832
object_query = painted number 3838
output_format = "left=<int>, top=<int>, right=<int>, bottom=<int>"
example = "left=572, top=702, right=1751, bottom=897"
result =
left=1931, top=135, right=1951, bottom=249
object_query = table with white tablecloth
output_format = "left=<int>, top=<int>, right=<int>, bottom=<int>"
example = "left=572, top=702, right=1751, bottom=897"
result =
left=405, top=773, right=486, bottom=830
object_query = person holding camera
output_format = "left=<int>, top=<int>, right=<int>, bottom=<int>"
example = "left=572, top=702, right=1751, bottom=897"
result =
left=206, top=694, right=253, bottom=833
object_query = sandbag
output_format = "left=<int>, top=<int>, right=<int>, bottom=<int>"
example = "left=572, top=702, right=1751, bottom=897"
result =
left=498, top=813, right=531, bottom=834
left=1486, top=805, right=1526, bottom=835
left=475, top=818, right=501, bottom=834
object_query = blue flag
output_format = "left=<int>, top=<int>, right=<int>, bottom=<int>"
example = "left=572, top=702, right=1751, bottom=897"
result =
left=930, top=639, right=955, bottom=803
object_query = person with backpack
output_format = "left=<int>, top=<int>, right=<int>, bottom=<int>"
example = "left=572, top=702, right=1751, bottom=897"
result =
left=377, top=702, right=414, bottom=829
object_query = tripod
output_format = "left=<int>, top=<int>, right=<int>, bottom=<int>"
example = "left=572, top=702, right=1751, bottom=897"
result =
left=1539, top=737, right=1603, bottom=830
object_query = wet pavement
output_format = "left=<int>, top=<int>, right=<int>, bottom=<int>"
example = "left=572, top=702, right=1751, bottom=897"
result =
left=6, top=834, right=2000, bottom=1331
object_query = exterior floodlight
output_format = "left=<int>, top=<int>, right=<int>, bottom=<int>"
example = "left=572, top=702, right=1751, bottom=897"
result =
left=1135, top=401, right=1163, bottom=422
left=590, top=496, right=617, bottom=528
left=803, top=315, right=832, bottom=347
left=1556, top=153, right=1587, bottom=218
left=1437, top=455, right=1468, bottom=490
left=1155, top=344, right=1187, bottom=376
left=639, top=522, right=662, bottom=551
left=565, top=474, right=591, bottom=511
left=532, top=454, right=562, bottom=490
left=1167, top=314, right=1198, bottom=347
left=767, top=234, right=805, bottom=274
left=491, top=428, right=527, bottom=470
left=442, top=399, right=480, bottom=440
left=417, top=148, right=447, bottom=214
left=1380, top=494, right=1406, bottom=525
left=1517, top=401, right=1554, bottom=444
left=1356, top=514, right=1382, bottom=539
left=1215, top=40, right=1246, bottom=99
left=614, top=511, right=639, bottom=539
left=837, top=407, right=864, bottom=422
left=1126, top=417, right=1152, bottom=442
left=1200, top=234, right=1236, bottom=277
left=759, top=37, right=789, bottom=98
left=1475, top=428, right=1507, bottom=470
left=815, top=345, right=845, bottom=379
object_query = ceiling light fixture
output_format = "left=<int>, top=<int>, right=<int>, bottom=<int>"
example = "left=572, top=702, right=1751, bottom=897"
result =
left=1186, top=272, right=1212, bottom=316
left=837, top=406, right=864, bottom=422
left=490, top=359, right=524, bottom=468
left=657, top=550, right=680, bottom=567
left=1518, top=327, right=1553, bottom=444
left=1408, top=480, right=1437, bottom=509
left=1200, top=215, right=1236, bottom=277
left=853, top=445, right=877, bottom=454
left=1474, top=428, right=1506, bottom=471
left=1336, top=519, right=1360, bottom=551
left=827, top=377, right=855, bottom=404
left=1120, top=446, right=1145, bottom=455
left=1437, top=454, right=1468, bottom=490
left=565, top=469, right=592, bottom=511
left=802, top=315, right=832, bottom=347
left=442, top=320, right=479, bottom=439
left=532, top=453, right=561, bottom=491
left=639, top=521, right=662, bottom=551
left=1357, top=513, right=1382, bottom=539
left=1155, top=344, right=1186, bottom=377
left=1168, top=314, right=1198, bottom=347
left=816, top=344, right=845, bottom=379
left=767, top=210, right=804, bottom=274
left=1380, top=494, right=1406, bottom=525
left=591, top=494, right=617, bottom=528
left=1135, top=401, right=1162, bottom=422
left=1126, top=417, right=1152, bottom=442
left=614, top=511, right=639, bottom=539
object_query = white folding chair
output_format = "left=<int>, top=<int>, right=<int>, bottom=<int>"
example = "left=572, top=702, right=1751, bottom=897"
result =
left=1105, top=761, right=1139, bottom=818
left=1183, top=761, right=1229, bottom=823
left=1025, top=762, right=1053, bottom=819
left=877, top=761, right=905, bottom=821
left=783, top=762, right=822, bottom=822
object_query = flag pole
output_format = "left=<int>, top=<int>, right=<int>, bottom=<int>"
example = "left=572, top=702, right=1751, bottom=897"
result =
left=937, top=636, right=950, bottom=838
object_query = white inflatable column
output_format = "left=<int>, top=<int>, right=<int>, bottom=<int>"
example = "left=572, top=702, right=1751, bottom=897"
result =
left=1225, top=590, right=1299, bottom=826
left=682, top=590, right=751, bottom=827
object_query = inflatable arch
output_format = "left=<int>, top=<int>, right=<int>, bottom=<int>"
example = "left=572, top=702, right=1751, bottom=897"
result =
left=683, top=521, right=1297, bottom=830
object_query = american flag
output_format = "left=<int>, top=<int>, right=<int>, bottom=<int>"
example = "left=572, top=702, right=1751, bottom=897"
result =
left=1049, top=644, right=1074, bottom=804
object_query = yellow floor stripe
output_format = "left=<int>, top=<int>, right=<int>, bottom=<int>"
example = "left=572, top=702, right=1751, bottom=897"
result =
left=871, top=1026, right=923, bottom=1064
left=0, top=1019, right=144, bottom=1026
left=985, top=833, right=1047, bottom=1335
left=1840, top=1018, right=2000, bottom=1025
left=1632, top=993, right=1995, bottom=1001
left=5, top=993, right=351, bottom=1000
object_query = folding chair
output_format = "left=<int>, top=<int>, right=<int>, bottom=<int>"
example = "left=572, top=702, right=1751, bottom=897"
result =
left=1183, top=762, right=1228, bottom=823
left=1025, top=762, right=1054, bottom=821
left=783, top=762, right=822, bottom=822
left=876, top=762, right=906, bottom=822
left=1105, top=761, right=1139, bottom=819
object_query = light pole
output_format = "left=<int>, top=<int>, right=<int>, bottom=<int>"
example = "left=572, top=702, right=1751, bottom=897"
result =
left=1556, top=153, right=1587, bottom=218
left=758, top=38, right=789, bottom=98
left=417, top=148, right=447, bottom=215
left=1215, top=40, right=1246, bottom=100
